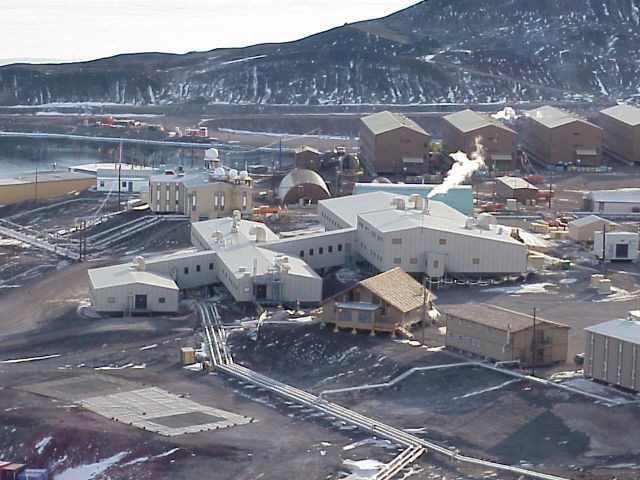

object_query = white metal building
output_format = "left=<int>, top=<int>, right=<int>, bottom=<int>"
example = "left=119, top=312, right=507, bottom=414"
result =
left=97, top=167, right=158, bottom=193
left=593, top=231, right=639, bottom=262
left=583, top=188, right=640, bottom=213
left=568, top=215, right=619, bottom=242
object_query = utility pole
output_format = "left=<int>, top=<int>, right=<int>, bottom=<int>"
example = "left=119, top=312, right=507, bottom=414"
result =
left=531, top=307, right=537, bottom=377
left=601, top=226, right=607, bottom=274
left=548, top=168, right=553, bottom=209
left=117, top=142, right=123, bottom=211
left=421, top=276, right=427, bottom=345
left=34, top=164, right=38, bottom=200
left=278, top=138, right=282, bottom=172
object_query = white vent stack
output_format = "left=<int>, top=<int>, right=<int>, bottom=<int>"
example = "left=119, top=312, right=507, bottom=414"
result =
left=211, top=230, right=224, bottom=244
left=391, top=197, right=406, bottom=210
left=408, top=194, right=425, bottom=210
left=231, top=210, right=241, bottom=233
left=465, top=218, right=477, bottom=230
left=133, top=256, right=146, bottom=271
left=250, top=226, right=267, bottom=242
left=477, top=213, right=497, bottom=230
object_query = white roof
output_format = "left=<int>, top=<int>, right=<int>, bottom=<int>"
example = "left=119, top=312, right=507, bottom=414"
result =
left=192, top=217, right=278, bottom=250
left=217, top=244, right=320, bottom=280
left=359, top=208, right=521, bottom=245
left=600, top=104, right=640, bottom=126
left=319, top=192, right=466, bottom=228
left=496, top=176, right=539, bottom=191
left=360, top=111, right=428, bottom=136
left=585, top=188, right=640, bottom=203
left=525, top=105, right=598, bottom=130
left=568, top=215, right=609, bottom=228
left=444, top=109, right=516, bottom=134
left=586, top=319, right=640, bottom=345
left=88, top=264, right=178, bottom=290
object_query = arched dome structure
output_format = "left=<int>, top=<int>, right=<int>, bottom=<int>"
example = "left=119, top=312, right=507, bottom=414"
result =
left=278, top=169, right=331, bottom=205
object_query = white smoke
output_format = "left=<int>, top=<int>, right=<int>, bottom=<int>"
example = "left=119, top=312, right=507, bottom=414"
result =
left=491, top=106, right=519, bottom=120
left=428, top=138, right=485, bottom=198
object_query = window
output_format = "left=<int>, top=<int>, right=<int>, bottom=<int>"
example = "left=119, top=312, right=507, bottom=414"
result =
left=209, top=262, right=214, bottom=270
left=472, top=258, right=480, bottom=265
left=214, top=193, right=219, bottom=208
left=319, top=247, right=324, bottom=254
left=439, top=238, right=446, bottom=245
left=107, top=297, right=116, bottom=304
left=309, top=248, right=314, bottom=256
left=123, top=181, right=128, bottom=188
left=300, top=250, right=304, bottom=258
left=156, top=190, right=160, bottom=201
left=338, top=244, right=343, bottom=252
left=328, top=245, right=333, bottom=253
left=433, top=260, right=439, bottom=268
left=242, top=191, right=248, bottom=208
left=392, top=238, right=402, bottom=245
left=184, top=267, right=189, bottom=274
left=220, top=192, right=225, bottom=208
left=166, top=190, right=170, bottom=200
left=159, top=297, right=166, bottom=304
left=99, top=181, right=105, bottom=187
left=394, top=257, right=401, bottom=264
left=410, top=257, right=418, bottom=264
left=196, top=265, right=201, bottom=272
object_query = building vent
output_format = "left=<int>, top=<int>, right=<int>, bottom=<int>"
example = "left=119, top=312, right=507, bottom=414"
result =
left=408, top=194, right=424, bottom=210
left=477, top=213, right=497, bottom=230
left=465, top=218, right=477, bottom=230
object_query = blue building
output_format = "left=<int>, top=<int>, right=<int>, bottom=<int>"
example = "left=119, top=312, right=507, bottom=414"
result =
left=352, top=183, right=473, bottom=215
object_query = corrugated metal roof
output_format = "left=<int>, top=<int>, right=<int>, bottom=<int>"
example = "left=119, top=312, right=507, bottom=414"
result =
left=568, top=214, right=609, bottom=228
left=576, top=149, right=597, bottom=156
left=360, top=267, right=435, bottom=313
left=216, top=244, right=320, bottom=280
left=360, top=111, right=428, bottom=136
left=584, top=188, right=640, bottom=203
left=88, top=264, right=178, bottom=290
left=191, top=217, right=278, bottom=250
left=443, top=109, right=516, bottom=134
left=278, top=168, right=330, bottom=202
left=445, top=303, right=568, bottom=332
left=496, top=176, right=539, bottom=191
left=600, top=104, right=640, bottom=126
left=524, top=105, right=597, bottom=130
left=585, top=319, right=640, bottom=345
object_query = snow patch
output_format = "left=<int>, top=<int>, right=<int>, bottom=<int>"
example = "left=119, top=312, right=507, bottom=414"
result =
left=56, top=451, right=128, bottom=480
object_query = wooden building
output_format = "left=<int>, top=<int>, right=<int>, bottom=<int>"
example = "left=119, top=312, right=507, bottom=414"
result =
left=585, top=318, right=640, bottom=392
left=521, top=106, right=602, bottom=166
left=359, top=111, right=431, bottom=176
left=495, top=176, right=539, bottom=204
left=444, top=303, right=569, bottom=367
left=294, top=146, right=322, bottom=170
left=442, top=109, right=517, bottom=171
left=599, top=104, right=640, bottom=164
left=320, top=267, right=435, bottom=334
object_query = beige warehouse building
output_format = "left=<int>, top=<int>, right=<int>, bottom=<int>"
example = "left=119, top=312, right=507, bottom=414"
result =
left=359, top=111, right=431, bottom=176
left=599, top=104, right=640, bottom=164
left=567, top=215, right=620, bottom=242
left=0, top=170, right=95, bottom=206
left=521, top=106, right=602, bottom=166
left=442, top=109, right=517, bottom=171
left=585, top=318, right=640, bottom=392
left=445, top=303, right=569, bottom=367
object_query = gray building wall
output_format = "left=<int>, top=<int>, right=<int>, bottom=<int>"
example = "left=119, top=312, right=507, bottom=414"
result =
left=586, top=331, right=640, bottom=391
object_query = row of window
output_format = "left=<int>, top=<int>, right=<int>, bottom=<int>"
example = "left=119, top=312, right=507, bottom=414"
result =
left=107, top=296, right=166, bottom=304
left=299, top=243, right=343, bottom=258
left=183, top=262, right=214, bottom=275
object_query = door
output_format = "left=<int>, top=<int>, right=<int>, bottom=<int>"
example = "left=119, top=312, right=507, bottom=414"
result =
left=615, top=243, right=629, bottom=258
left=134, top=294, right=147, bottom=310
left=128, top=181, right=133, bottom=192
left=255, top=284, right=267, bottom=300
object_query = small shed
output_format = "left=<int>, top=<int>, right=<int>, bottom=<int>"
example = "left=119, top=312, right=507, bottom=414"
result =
left=278, top=169, right=331, bottom=205
left=294, top=146, right=322, bottom=170
left=495, top=176, right=539, bottom=204
left=444, top=303, right=569, bottom=366
left=320, top=267, right=436, bottom=334
left=593, top=231, right=640, bottom=262
left=568, top=215, right=620, bottom=242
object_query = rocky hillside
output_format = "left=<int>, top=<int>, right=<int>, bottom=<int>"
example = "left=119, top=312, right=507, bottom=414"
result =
left=2, top=0, right=640, bottom=106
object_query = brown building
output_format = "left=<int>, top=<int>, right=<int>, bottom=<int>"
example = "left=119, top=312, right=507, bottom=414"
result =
left=294, top=146, right=322, bottom=170
left=320, top=267, right=436, bottom=334
left=359, top=111, right=431, bottom=176
left=0, top=170, right=95, bottom=206
left=444, top=303, right=569, bottom=367
left=521, top=105, right=603, bottom=166
left=495, top=176, right=539, bottom=204
left=442, top=109, right=517, bottom=171
left=585, top=318, right=640, bottom=391
left=599, top=104, right=640, bottom=164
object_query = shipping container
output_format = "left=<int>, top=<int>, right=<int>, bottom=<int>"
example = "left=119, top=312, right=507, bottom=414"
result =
left=17, top=469, right=49, bottom=480
left=1, top=464, right=26, bottom=480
